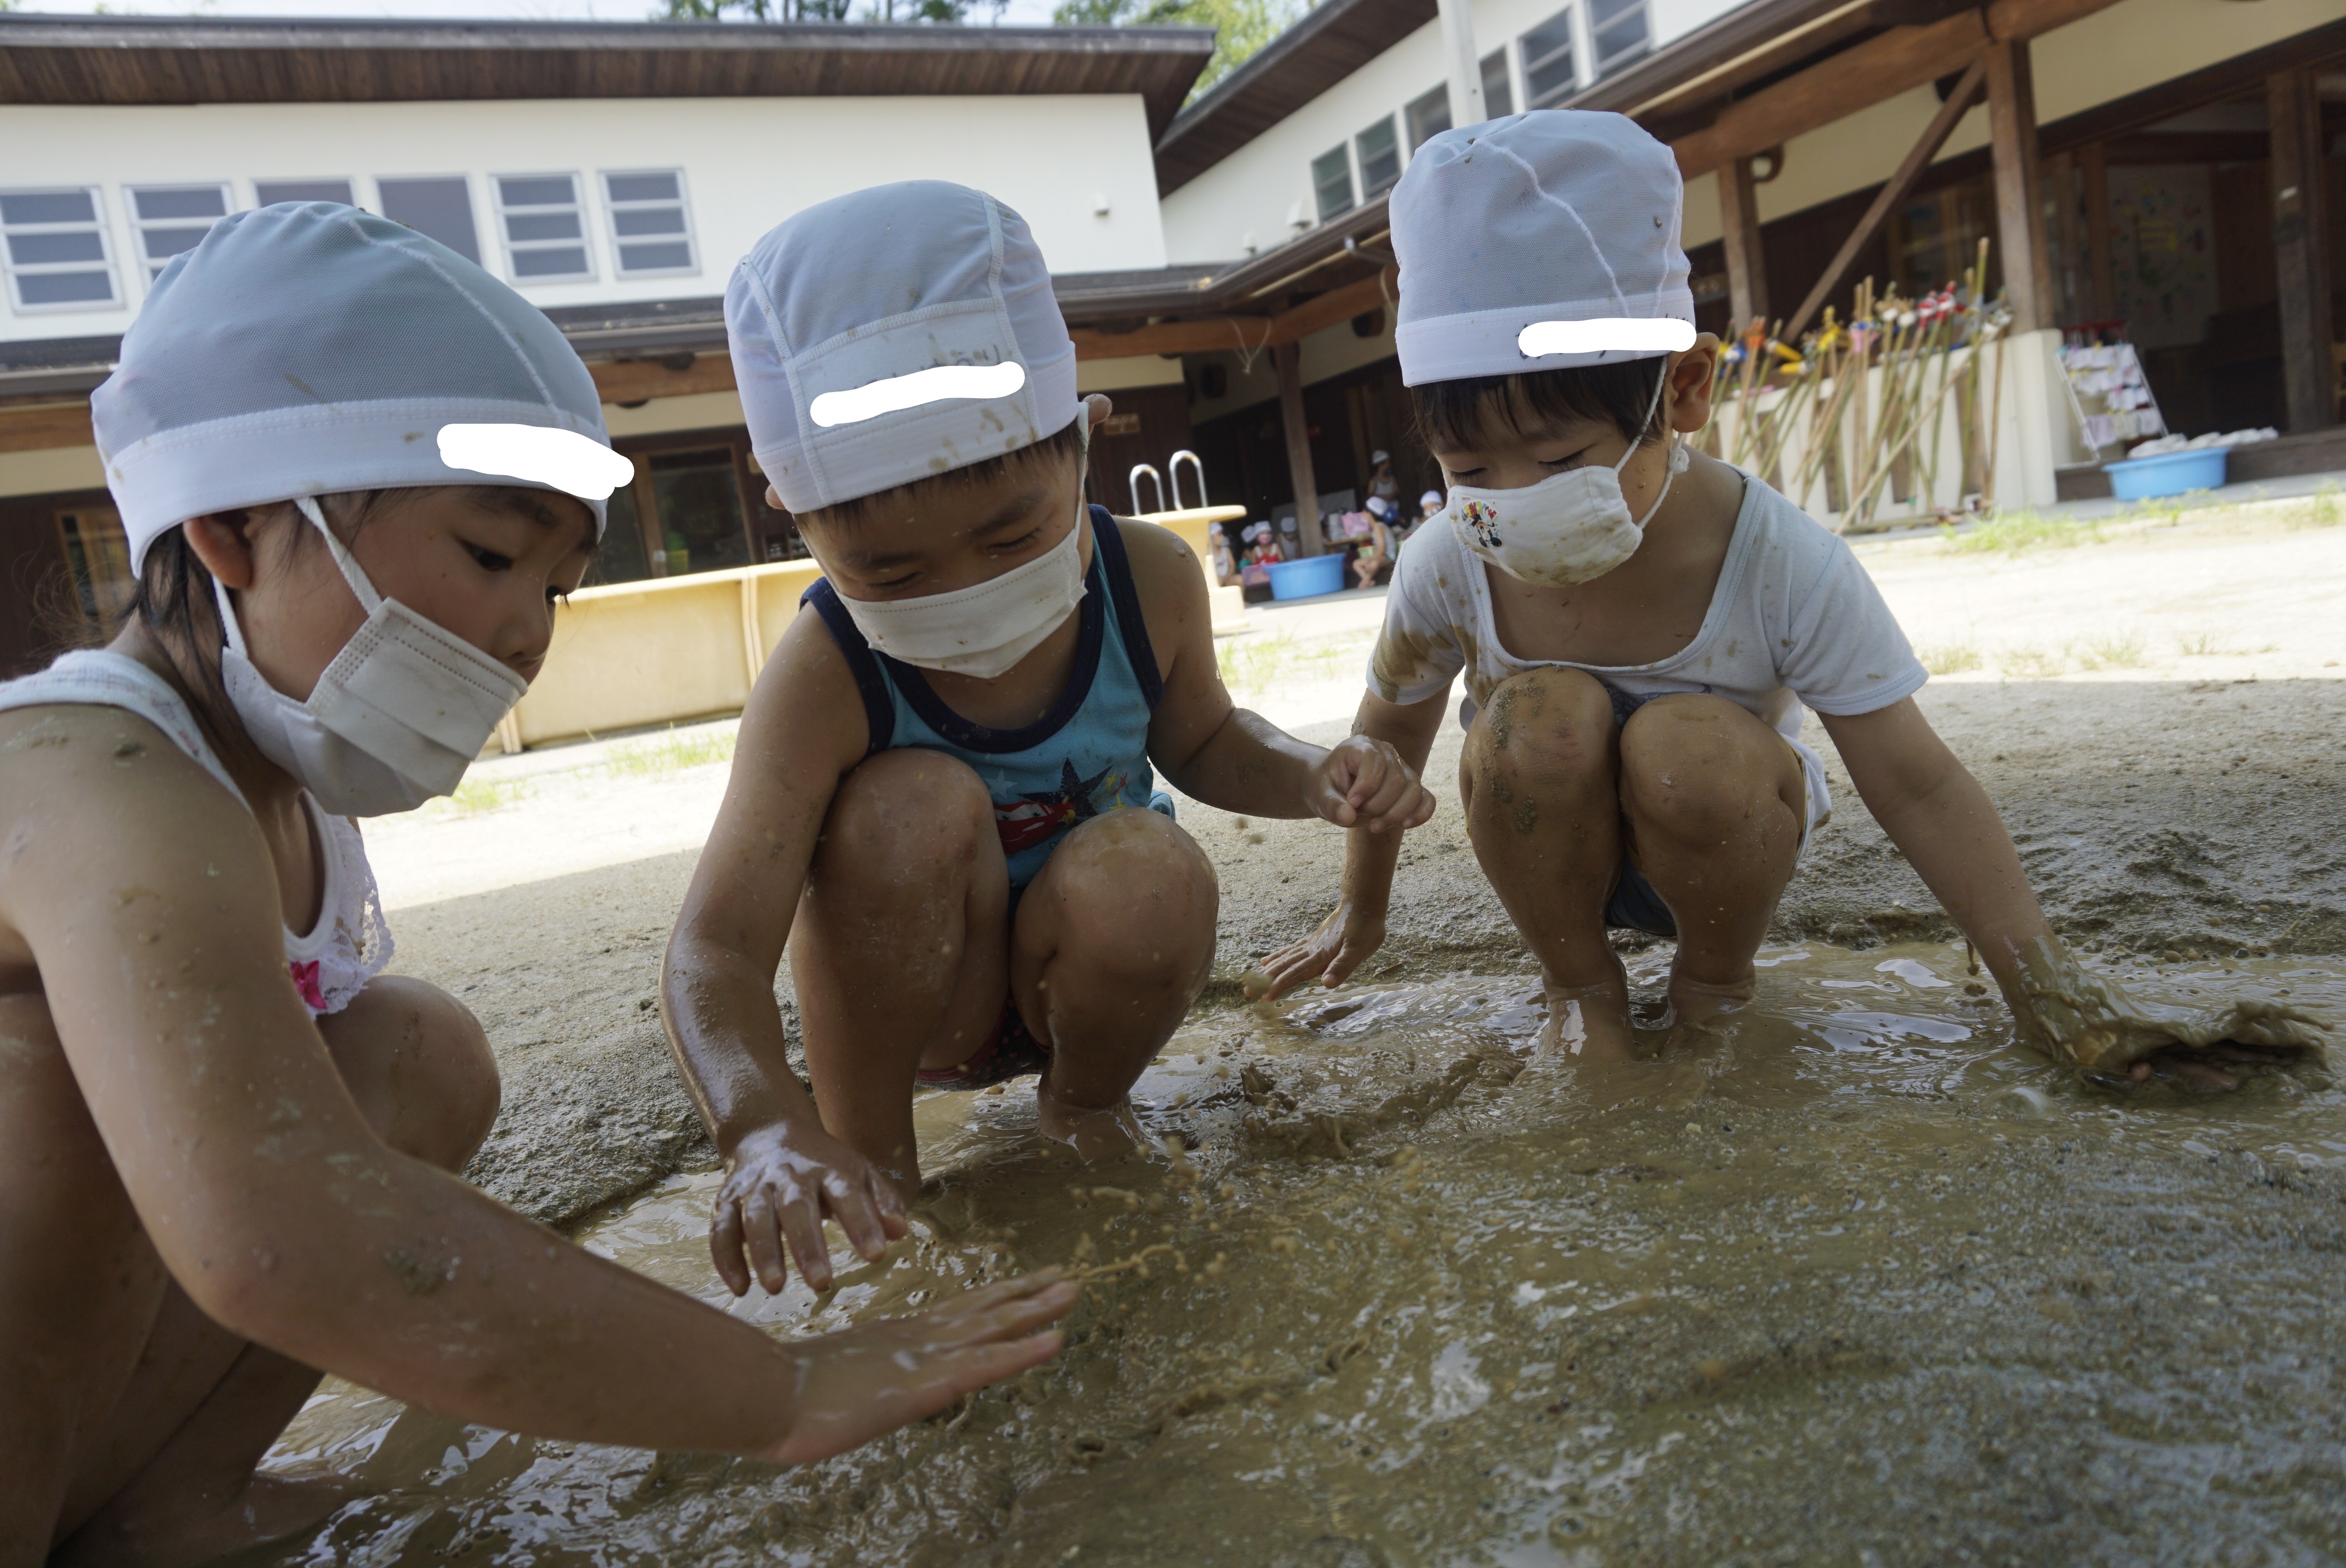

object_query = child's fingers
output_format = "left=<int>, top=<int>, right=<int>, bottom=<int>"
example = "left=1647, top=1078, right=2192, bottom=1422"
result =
left=918, top=1280, right=1080, bottom=1349
left=826, top=1178, right=891, bottom=1263
left=739, top=1187, right=796, bottom=1295
left=1369, top=782, right=1437, bottom=833
left=710, top=1198, right=753, bottom=1298
left=776, top=1193, right=833, bottom=1292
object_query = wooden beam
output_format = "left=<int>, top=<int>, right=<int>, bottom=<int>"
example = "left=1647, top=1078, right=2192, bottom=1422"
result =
left=1273, top=340, right=1326, bottom=558
left=589, top=353, right=739, bottom=407
left=2268, top=67, right=2338, bottom=432
left=2079, top=140, right=2115, bottom=321
left=1069, top=271, right=1393, bottom=362
left=1669, top=0, right=2120, bottom=180
left=0, top=401, right=96, bottom=455
left=1984, top=39, right=2054, bottom=333
left=1265, top=270, right=1395, bottom=344
left=1719, top=155, right=1770, bottom=333
left=1783, top=56, right=1986, bottom=342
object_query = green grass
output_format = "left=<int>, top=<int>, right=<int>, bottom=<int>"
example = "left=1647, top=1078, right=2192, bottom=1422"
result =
left=1938, top=509, right=2105, bottom=556
left=607, top=728, right=738, bottom=776
left=1997, top=644, right=2065, bottom=680
left=1916, top=642, right=1982, bottom=675
left=1215, top=631, right=1373, bottom=698
left=2072, top=629, right=2147, bottom=671
left=2286, top=482, right=2342, bottom=531
left=446, top=776, right=533, bottom=814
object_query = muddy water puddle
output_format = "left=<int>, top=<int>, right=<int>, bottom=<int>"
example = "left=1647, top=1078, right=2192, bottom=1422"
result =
left=254, top=942, right=2346, bottom=1567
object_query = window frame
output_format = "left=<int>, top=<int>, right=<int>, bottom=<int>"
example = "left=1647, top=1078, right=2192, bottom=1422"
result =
left=0, top=185, right=121, bottom=316
left=1590, top=0, right=1651, bottom=74
left=1405, top=84, right=1453, bottom=153
left=599, top=168, right=700, bottom=280
left=1519, top=6, right=1583, bottom=111
left=1480, top=48, right=1516, bottom=119
left=492, top=171, right=596, bottom=286
left=1354, top=114, right=1404, bottom=200
left=376, top=174, right=484, bottom=266
left=126, top=182, right=233, bottom=285
left=252, top=178, right=357, bottom=209
left=1311, top=145, right=1357, bottom=224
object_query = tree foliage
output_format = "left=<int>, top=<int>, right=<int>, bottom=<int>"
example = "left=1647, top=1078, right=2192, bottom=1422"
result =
left=657, top=0, right=1003, bottom=23
left=1053, top=0, right=1301, bottom=100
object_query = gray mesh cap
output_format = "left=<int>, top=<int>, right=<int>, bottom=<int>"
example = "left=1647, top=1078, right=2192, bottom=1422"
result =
left=1391, top=112, right=1695, bottom=387
left=726, top=181, right=1080, bottom=514
left=94, top=202, right=615, bottom=570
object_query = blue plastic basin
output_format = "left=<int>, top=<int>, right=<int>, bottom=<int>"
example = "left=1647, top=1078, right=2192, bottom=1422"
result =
left=1266, top=554, right=1348, bottom=600
left=2103, top=446, right=2226, bottom=501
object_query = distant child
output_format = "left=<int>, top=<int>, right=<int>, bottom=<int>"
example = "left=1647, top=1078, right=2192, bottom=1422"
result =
left=0, top=204, right=1072, bottom=1565
left=1353, top=496, right=1396, bottom=589
left=1259, top=114, right=2320, bottom=1083
left=661, top=183, right=1434, bottom=1299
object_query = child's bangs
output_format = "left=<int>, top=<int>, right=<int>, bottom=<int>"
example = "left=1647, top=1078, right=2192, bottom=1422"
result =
left=1410, top=357, right=1668, bottom=452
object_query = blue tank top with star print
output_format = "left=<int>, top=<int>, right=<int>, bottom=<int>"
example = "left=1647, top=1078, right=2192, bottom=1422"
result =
left=801, top=506, right=1168, bottom=892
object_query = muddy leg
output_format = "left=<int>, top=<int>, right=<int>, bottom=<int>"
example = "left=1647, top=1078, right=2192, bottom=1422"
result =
left=43, top=977, right=500, bottom=1568
left=1013, top=808, right=1218, bottom=1162
left=790, top=749, right=1012, bottom=1192
left=1460, top=668, right=1636, bottom=1061
left=1617, top=695, right=1805, bottom=1030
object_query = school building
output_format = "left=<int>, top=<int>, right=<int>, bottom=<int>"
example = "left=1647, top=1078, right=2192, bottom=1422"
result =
left=2, top=1, right=2339, bottom=728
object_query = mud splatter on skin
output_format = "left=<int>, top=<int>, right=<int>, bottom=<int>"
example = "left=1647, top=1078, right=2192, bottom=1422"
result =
left=1513, top=796, right=1540, bottom=836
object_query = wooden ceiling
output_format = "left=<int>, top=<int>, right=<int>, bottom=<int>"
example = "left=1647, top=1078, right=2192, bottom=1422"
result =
left=0, top=14, right=1215, bottom=138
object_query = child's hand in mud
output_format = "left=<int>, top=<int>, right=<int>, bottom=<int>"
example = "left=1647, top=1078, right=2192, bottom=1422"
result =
left=2008, top=937, right=2329, bottom=1090
left=713, top=1120, right=910, bottom=1296
left=1254, top=901, right=1388, bottom=1000
left=1307, top=735, right=1437, bottom=833
left=759, top=1270, right=1076, bottom=1467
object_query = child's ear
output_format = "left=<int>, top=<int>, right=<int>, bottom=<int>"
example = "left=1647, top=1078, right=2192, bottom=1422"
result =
left=1666, top=336, right=1721, bottom=435
left=181, top=509, right=266, bottom=591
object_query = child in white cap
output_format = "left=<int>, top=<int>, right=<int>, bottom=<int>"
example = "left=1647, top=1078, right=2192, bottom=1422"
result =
left=1260, top=114, right=2321, bottom=1081
left=663, top=181, right=1435, bottom=1297
left=0, top=203, right=1074, bottom=1563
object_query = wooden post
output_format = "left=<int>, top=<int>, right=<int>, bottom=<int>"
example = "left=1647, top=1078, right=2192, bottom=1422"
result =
left=1274, top=340, right=1326, bottom=556
left=2044, top=150, right=2079, bottom=323
left=2268, top=67, right=2338, bottom=432
left=2079, top=140, right=2116, bottom=322
left=1984, top=39, right=2054, bottom=333
left=1719, top=155, right=1770, bottom=333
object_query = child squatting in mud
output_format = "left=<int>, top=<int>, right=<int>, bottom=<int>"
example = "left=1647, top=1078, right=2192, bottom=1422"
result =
left=0, top=205, right=1076, bottom=1568
left=1262, top=111, right=2325, bottom=1084
left=659, top=183, right=1436, bottom=1299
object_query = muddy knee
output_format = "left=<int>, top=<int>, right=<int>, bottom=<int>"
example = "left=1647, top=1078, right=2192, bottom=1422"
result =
left=1461, top=668, right=1618, bottom=818
left=1029, top=809, right=1218, bottom=980
left=814, top=748, right=994, bottom=888
left=1618, top=698, right=1798, bottom=844
left=321, top=976, right=499, bottom=1170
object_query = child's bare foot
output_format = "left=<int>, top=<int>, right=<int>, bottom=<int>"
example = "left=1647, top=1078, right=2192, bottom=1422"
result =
left=1662, top=973, right=1757, bottom=1044
left=53, top=1471, right=353, bottom=1568
left=1534, top=974, right=1637, bottom=1063
left=1035, top=1086, right=1149, bottom=1163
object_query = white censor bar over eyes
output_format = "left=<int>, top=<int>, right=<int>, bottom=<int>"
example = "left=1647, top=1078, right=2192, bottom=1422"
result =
left=808, top=361, right=1028, bottom=429
left=1517, top=319, right=1697, bottom=358
left=437, top=424, right=637, bottom=500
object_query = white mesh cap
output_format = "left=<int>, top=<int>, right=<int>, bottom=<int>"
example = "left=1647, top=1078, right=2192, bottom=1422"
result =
left=726, top=181, right=1080, bottom=514
left=1391, top=112, right=1695, bottom=388
left=94, top=202, right=615, bottom=571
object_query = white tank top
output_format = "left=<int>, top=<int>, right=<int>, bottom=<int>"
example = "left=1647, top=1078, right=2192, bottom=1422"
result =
left=0, top=649, right=394, bottom=1017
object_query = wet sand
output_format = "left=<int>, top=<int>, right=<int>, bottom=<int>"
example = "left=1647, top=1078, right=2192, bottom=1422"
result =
left=252, top=501, right=2346, bottom=1564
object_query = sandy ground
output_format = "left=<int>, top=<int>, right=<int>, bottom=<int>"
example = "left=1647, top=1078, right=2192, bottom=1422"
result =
left=239, top=492, right=2346, bottom=1565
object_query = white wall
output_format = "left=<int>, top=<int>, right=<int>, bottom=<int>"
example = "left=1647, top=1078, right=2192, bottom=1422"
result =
left=0, top=94, right=1167, bottom=344
left=1159, top=0, right=1750, bottom=265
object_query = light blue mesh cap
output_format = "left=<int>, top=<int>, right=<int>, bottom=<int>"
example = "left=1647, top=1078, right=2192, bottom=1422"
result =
left=726, top=181, right=1080, bottom=514
left=94, top=202, right=615, bottom=570
left=1391, top=112, right=1694, bottom=387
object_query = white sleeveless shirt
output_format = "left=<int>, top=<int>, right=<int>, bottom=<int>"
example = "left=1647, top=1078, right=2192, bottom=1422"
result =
left=0, top=650, right=394, bottom=1016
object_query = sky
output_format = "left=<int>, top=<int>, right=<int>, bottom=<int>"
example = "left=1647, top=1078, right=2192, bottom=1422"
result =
left=14, top=0, right=1068, bottom=25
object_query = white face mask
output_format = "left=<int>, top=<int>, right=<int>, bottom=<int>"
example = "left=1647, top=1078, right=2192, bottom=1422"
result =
left=214, top=496, right=528, bottom=816
left=1444, top=368, right=1690, bottom=588
left=834, top=424, right=1091, bottom=680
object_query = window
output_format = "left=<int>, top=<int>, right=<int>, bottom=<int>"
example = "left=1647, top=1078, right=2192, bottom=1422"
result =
left=601, top=170, right=697, bottom=277
left=1312, top=146, right=1355, bottom=223
left=254, top=179, right=354, bottom=208
left=128, top=185, right=229, bottom=280
left=379, top=177, right=482, bottom=266
left=1, top=188, right=118, bottom=312
left=1591, top=0, right=1649, bottom=73
left=1406, top=85, right=1452, bottom=151
left=1355, top=116, right=1402, bottom=199
left=494, top=173, right=593, bottom=282
left=1520, top=8, right=1579, bottom=110
left=1481, top=49, right=1515, bottom=118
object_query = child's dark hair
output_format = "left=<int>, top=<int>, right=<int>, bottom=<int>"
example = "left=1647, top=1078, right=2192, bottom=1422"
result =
left=1411, top=357, right=1668, bottom=452
left=796, top=417, right=1089, bottom=531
